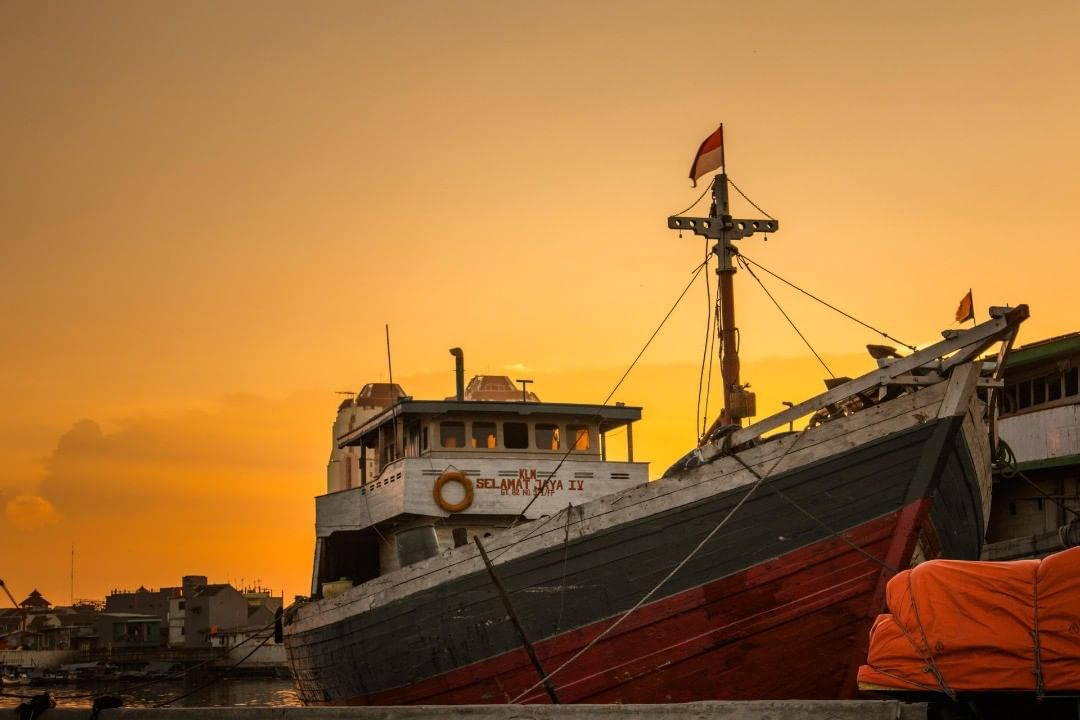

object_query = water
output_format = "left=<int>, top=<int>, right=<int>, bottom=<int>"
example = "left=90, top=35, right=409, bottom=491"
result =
left=0, top=677, right=299, bottom=709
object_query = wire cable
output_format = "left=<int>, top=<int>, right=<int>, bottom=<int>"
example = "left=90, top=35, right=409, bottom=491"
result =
left=671, top=183, right=712, bottom=218
left=735, top=253, right=835, bottom=378
left=726, top=175, right=775, bottom=220
left=506, top=257, right=709, bottom=530
left=603, top=257, right=710, bottom=406
left=509, top=429, right=808, bottom=703
left=696, top=240, right=713, bottom=438
left=738, top=253, right=917, bottom=352
left=153, top=631, right=278, bottom=707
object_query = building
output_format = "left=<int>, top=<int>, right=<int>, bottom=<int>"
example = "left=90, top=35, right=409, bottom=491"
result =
left=27, top=607, right=99, bottom=651
left=95, top=613, right=162, bottom=649
left=179, top=581, right=283, bottom=648
left=984, top=332, right=1080, bottom=559
left=105, top=585, right=180, bottom=645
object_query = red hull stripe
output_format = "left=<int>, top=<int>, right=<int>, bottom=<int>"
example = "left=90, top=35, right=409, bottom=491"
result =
left=316, top=502, right=928, bottom=705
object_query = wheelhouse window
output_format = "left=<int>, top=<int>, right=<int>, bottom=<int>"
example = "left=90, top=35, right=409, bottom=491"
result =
left=536, top=423, right=560, bottom=450
left=569, top=424, right=590, bottom=451
left=1002, top=363, right=1080, bottom=416
left=504, top=422, right=529, bottom=449
left=471, top=421, right=497, bottom=449
left=440, top=422, right=466, bottom=448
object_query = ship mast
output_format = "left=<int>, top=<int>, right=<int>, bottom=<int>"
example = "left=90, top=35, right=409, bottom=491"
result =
left=669, top=173, right=779, bottom=433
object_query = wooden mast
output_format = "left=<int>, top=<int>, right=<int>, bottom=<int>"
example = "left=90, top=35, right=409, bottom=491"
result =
left=668, top=167, right=779, bottom=433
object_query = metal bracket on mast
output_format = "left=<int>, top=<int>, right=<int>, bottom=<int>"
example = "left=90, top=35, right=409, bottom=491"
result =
left=667, top=174, right=778, bottom=269
left=668, top=173, right=780, bottom=429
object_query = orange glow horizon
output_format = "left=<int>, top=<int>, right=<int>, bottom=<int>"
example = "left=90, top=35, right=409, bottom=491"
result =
left=3, top=1, right=1079, bottom=605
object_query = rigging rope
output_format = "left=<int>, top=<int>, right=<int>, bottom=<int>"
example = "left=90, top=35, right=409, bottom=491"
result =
left=735, top=253, right=835, bottom=378
left=508, top=428, right=808, bottom=703
left=153, top=627, right=278, bottom=707
left=702, top=272, right=719, bottom=440
left=503, top=255, right=710, bottom=534
left=696, top=239, right=714, bottom=438
left=671, top=183, right=712, bottom=218
left=730, top=452, right=897, bottom=575
left=726, top=175, right=775, bottom=220
left=737, top=253, right=917, bottom=352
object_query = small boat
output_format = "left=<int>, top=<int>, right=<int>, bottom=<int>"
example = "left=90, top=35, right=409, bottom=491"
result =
left=285, top=136, right=1028, bottom=704
left=1, top=671, right=30, bottom=686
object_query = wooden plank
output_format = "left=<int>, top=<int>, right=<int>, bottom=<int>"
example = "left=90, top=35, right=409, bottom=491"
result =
left=728, top=309, right=1022, bottom=447
left=937, top=361, right=980, bottom=419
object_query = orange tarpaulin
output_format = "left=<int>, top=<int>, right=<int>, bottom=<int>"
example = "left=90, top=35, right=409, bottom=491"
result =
left=858, top=546, right=1080, bottom=693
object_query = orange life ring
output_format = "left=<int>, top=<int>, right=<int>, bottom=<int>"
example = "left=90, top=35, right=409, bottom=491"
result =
left=433, top=470, right=473, bottom=513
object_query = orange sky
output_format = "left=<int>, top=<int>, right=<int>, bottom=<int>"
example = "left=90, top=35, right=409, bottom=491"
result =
left=2, top=1, right=1079, bottom=605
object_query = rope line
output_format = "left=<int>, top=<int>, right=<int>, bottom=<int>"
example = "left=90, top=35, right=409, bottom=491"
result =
left=671, top=183, right=712, bottom=217
left=696, top=239, right=714, bottom=438
left=901, top=571, right=957, bottom=700
left=996, top=441, right=1080, bottom=520
left=738, top=253, right=917, bottom=352
left=153, top=627, right=278, bottom=707
left=603, top=257, right=710, bottom=406
left=735, top=253, right=835, bottom=378
left=726, top=175, right=775, bottom=220
left=702, top=272, right=719, bottom=441
left=730, top=452, right=897, bottom=574
left=509, top=429, right=808, bottom=703
left=504, top=256, right=711, bottom=530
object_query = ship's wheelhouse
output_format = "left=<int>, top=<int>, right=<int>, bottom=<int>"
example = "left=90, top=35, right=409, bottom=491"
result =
left=312, top=377, right=648, bottom=597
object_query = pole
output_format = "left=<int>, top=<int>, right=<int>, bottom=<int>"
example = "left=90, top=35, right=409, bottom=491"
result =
left=473, top=537, right=561, bottom=704
left=385, top=325, right=394, bottom=392
left=711, top=174, right=741, bottom=426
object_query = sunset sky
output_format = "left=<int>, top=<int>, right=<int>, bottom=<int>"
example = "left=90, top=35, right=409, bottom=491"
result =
left=3, top=1, right=1079, bottom=606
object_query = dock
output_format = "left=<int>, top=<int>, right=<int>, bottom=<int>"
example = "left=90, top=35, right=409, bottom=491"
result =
left=16, top=701, right=929, bottom=719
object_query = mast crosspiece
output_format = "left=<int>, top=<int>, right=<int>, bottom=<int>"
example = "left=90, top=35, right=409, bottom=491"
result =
left=668, top=173, right=780, bottom=430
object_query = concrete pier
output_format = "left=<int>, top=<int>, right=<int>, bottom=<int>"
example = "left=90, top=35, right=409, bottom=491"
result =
left=16, top=701, right=929, bottom=719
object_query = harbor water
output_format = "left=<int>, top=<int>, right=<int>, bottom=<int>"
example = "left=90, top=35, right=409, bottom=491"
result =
left=0, top=677, right=298, bottom=709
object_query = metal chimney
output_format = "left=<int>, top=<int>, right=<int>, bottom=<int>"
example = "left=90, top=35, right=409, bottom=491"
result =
left=449, top=348, right=464, bottom=401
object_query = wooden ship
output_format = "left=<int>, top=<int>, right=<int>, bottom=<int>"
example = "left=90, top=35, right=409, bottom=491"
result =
left=284, top=147, right=1028, bottom=704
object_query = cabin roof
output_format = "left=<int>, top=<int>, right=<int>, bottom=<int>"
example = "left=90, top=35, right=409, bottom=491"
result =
left=1005, top=331, right=1080, bottom=372
left=337, top=399, right=642, bottom=448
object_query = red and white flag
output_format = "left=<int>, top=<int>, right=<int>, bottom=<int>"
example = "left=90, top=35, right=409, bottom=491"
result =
left=689, top=124, right=725, bottom=187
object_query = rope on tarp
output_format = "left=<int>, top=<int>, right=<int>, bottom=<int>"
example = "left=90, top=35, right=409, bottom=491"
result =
left=899, top=571, right=957, bottom=701
left=1032, top=564, right=1046, bottom=699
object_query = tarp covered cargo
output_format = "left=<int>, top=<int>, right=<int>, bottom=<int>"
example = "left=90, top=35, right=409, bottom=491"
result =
left=858, top=546, right=1080, bottom=694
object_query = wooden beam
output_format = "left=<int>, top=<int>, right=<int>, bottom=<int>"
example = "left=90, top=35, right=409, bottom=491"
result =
left=722, top=305, right=1027, bottom=450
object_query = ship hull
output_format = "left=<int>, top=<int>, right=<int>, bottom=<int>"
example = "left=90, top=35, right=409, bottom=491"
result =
left=286, top=382, right=988, bottom=704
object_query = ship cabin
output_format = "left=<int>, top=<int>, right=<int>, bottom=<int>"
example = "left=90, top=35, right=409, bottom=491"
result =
left=984, top=331, right=1080, bottom=560
left=312, top=374, right=648, bottom=598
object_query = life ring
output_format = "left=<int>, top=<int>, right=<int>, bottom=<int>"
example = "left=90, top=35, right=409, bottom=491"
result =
left=433, top=470, right=473, bottom=513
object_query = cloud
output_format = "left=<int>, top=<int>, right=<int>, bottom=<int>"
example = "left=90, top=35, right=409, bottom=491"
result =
left=9, top=392, right=332, bottom=603
left=502, top=362, right=533, bottom=373
left=5, top=494, right=60, bottom=531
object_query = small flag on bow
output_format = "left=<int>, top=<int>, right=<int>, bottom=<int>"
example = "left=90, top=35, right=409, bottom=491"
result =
left=955, top=289, right=974, bottom=323
left=689, top=124, right=725, bottom=187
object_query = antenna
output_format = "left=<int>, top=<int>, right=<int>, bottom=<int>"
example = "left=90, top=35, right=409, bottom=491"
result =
left=385, top=324, right=395, bottom=392
left=70, top=545, right=75, bottom=605
left=517, top=379, right=534, bottom=402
